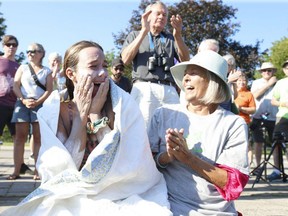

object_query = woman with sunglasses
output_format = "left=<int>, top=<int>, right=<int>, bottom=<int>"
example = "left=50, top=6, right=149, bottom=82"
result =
left=7, top=43, right=53, bottom=180
left=0, top=35, right=19, bottom=145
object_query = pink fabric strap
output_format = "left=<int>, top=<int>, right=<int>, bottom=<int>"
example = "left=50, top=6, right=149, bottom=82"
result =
left=215, top=164, right=249, bottom=201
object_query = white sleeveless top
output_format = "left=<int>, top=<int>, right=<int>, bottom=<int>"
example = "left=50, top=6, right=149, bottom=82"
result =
left=20, top=64, right=51, bottom=99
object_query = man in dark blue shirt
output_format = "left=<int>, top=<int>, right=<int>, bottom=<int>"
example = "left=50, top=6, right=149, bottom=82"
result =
left=110, top=58, right=132, bottom=93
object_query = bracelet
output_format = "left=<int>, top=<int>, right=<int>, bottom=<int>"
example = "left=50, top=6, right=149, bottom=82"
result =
left=155, top=152, right=168, bottom=168
left=86, top=117, right=109, bottom=134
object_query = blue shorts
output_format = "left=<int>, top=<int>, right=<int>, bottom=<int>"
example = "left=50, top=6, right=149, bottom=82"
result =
left=11, top=99, right=42, bottom=123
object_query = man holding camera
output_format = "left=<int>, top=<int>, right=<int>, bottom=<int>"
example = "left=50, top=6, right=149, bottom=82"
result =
left=121, top=1, right=190, bottom=129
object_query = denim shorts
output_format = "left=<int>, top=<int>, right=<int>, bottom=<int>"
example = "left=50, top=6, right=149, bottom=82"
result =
left=11, top=99, right=42, bottom=123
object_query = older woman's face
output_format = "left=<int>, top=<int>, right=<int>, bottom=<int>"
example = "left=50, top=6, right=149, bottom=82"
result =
left=75, top=46, right=108, bottom=96
left=183, top=65, right=209, bottom=103
left=27, top=45, right=43, bottom=63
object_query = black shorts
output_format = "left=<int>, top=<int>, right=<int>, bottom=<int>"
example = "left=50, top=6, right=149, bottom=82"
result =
left=0, top=105, right=15, bottom=136
left=250, top=118, right=275, bottom=144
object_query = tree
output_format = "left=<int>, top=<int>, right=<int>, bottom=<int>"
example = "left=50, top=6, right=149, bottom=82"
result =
left=0, top=3, right=25, bottom=63
left=112, top=0, right=262, bottom=78
left=269, top=37, right=288, bottom=79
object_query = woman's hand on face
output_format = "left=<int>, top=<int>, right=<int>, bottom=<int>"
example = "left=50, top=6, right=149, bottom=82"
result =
left=89, top=78, right=109, bottom=115
left=73, top=74, right=94, bottom=122
left=166, top=128, right=189, bottom=162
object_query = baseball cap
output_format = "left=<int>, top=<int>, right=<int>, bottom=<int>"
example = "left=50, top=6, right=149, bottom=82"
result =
left=112, top=58, right=124, bottom=67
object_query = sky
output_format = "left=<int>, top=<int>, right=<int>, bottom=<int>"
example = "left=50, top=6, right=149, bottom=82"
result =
left=1, top=0, right=288, bottom=65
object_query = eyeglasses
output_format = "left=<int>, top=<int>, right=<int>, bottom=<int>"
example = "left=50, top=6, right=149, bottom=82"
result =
left=5, top=43, right=18, bottom=48
left=114, top=66, right=124, bottom=71
left=26, top=50, right=42, bottom=54
left=261, top=69, right=273, bottom=73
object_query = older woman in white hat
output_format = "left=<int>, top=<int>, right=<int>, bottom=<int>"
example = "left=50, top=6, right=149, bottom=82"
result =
left=148, top=50, right=249, bottom=215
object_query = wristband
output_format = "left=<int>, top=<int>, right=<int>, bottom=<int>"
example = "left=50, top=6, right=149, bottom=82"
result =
left=155, top=152, right=168, bottom=168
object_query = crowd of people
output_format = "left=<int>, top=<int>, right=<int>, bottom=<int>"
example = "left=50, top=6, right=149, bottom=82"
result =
left=1, top=1, right=287, bottom=215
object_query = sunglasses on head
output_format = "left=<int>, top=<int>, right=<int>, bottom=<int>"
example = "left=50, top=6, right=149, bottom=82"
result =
left=5, top=43, right=18, bottom=48
left=261, top=69, right=273, bottom=73
left=26, top=50, right=41, bottom=54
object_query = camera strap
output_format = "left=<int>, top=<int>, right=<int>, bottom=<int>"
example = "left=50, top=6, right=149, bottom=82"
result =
left=148, top=32, right=166, bottom=54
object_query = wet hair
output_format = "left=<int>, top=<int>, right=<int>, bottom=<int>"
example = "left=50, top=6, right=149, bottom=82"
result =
left=1, top=35, right=19, bottom=46
left=63, top=40, right=104, bottom=100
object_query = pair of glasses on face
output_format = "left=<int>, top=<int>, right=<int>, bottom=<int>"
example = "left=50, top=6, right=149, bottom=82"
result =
left=5, top=43, right=18, bottom=48
left=114, top=66, right=124, bottom=71
left=261, top=69, right=273, bottom=73
left=26, top=50, right=41, bottom=54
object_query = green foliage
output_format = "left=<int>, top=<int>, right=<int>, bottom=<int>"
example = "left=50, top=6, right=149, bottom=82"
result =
left=112, top=0, right=262, bottom=77
left=0, top=3, right=7, bottom=40
left=269, top=37, right=288, bottom=79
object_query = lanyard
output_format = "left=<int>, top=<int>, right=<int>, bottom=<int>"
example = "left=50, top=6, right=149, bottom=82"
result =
left=148, top=32, right=165, bottom=53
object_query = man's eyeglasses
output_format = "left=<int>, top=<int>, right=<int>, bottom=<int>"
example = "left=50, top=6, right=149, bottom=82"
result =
left=5, top=43, right=18, bottom=48
left=261, top=69, right=273, bottom=73
left=114, top=66, right=124, bottom=71
left=26, top=50, right=41, bottom=54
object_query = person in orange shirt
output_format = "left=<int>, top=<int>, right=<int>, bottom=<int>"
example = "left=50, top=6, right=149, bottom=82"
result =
left=234, top=72, right=256, bottom=166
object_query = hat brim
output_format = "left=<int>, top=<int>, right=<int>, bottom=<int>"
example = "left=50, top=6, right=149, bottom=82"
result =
left=170, top=50, right=230, bottom=95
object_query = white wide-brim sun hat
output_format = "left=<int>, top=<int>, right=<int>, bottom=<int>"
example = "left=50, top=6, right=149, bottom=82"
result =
left=170, top=50, right=229, bottom=93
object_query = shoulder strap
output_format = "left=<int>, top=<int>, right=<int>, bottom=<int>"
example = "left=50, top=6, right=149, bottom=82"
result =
left=28, top=64, right=46, bottom=91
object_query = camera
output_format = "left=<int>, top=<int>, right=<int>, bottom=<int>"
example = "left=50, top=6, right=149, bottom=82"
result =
left=148, top=53, right=170, bottom=72
left=261, top=112, right=269, bottom=120
left=273, top=131, right=286, bottom=142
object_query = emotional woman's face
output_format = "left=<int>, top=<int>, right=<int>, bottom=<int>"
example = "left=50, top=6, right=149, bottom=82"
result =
left=75, top=46, right=108, bottom=96
left=183, top=65, right=209, bottom=103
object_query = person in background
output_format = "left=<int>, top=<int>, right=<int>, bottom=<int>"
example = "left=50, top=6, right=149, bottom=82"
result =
left=2, top=40, right=171, bottom=216
left=7, top=43, right=53, bottom=180
left=48, top=52, right=66, bottom=91
left=0, top=35, right=34, bottom=174
left=121, top=0, right=190, bottom=129
left=222, top=53, right=242, bottom=113
left=197, top=38, right=219, bottom=53
left=234, top=72, right=256, bottom=166
left=250, top=62, right=278, bottom=176
left=110, top=57, right=132, bottom=93
left=148, top=50, right=249, bottom=215
left=269, top=60, right=288, bottom=181
left=0, top=35, right=19, bottom=145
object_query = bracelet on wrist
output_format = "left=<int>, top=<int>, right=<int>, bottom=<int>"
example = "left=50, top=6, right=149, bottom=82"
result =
left=155, top=152, right=168, bottom=168
left=86, top=117, right=109, bottom=134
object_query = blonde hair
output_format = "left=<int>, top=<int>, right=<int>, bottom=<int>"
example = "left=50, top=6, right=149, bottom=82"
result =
left=199, top=69, right=231, bottom=104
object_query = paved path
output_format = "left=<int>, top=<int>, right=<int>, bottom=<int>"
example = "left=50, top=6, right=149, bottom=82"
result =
left=0, top=145, right=288, bottom=215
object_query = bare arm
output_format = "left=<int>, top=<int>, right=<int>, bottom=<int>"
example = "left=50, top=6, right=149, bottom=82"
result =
left=121, top=10, right=151, bottom=65
left=252, top=76, right=277, bottom=100
left=170, top=14, right=190, bottom=62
